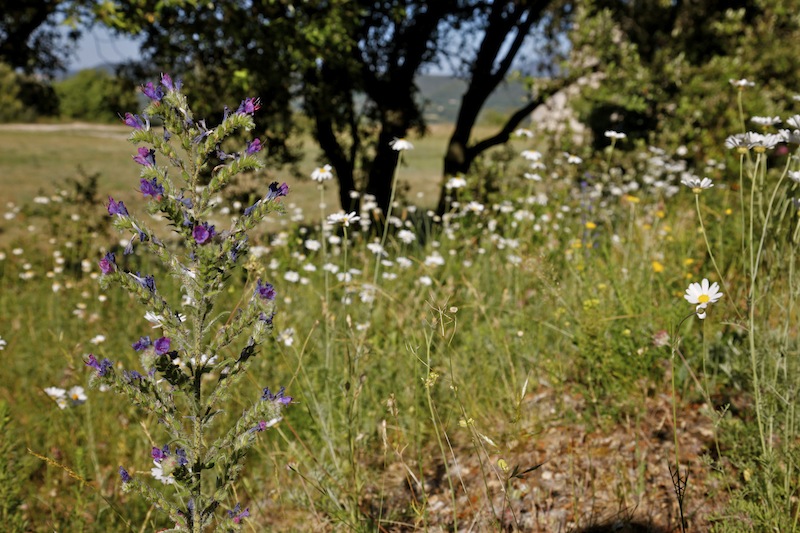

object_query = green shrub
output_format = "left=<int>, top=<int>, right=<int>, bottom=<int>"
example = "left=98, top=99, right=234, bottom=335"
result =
left=55, top=69, right=138, bottom=123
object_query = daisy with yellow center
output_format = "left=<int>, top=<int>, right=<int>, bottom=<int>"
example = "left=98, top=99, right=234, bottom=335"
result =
left=684, top=278, right=723, bottom=319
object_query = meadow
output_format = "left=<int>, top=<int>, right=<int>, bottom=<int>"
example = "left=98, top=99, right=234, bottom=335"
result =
left=0, top=81, right=798, bottom=533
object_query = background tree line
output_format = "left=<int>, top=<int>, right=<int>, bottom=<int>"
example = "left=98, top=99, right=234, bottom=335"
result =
left=2, top=0, right=799, bottom=211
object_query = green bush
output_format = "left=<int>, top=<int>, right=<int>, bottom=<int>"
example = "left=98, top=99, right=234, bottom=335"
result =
left=55, top=69, right=138, bottom=123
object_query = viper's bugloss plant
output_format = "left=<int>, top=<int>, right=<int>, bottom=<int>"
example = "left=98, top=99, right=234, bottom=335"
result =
left=84, top=75, right=291, bottom=532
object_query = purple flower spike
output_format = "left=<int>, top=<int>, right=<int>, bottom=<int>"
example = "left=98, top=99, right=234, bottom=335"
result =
left=246, top=138, right=262, bottom=155
left=192, top=222, right=216, bottom=245
left=267, top=182, right=289, bottom=200
left=236, top=97, right=261, bottom=115
left=86, top=354, right=113, bottom=377
left=99, top=252, right=116, bottom=274
left=121, top=112, right=148, bottom=130
left=139, top=177, right=164, bottom=199
left=107, top=196, right=129, bottom=217
left=255, top=279, right=276, bottom=301
left=133, top=147, right=156, bottom=167
left=132, top=336, right=152, bottom=351
left=154, top=336, right=171, bottom=356
left=142, top=81, right=164, bottom=101
left=119, top=466, right=131, bottom=483
left=261, top=386, right=292, bottom=405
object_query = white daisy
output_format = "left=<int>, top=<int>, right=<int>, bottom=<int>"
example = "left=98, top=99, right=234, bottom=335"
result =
left=310, top=164, right=334, bottom=182
left=681, top=176, right=714, bottom=193
left=389, top=138, right=414, bottom=151
left=684, top=278, right=723, bottom=319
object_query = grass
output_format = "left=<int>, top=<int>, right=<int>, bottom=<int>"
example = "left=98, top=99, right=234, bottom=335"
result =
left=0, top=94, right=799, bottom=532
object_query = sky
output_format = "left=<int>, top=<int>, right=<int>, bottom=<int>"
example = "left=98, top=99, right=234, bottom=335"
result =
left=68, top=26, right=142, bottom=71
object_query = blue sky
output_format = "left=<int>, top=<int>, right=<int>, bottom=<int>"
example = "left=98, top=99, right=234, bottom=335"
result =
left=69, top=26, right=141, bottom=70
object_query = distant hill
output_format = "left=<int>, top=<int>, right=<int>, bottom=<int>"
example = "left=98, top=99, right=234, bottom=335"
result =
left=416, top=75, right=530, bottom=124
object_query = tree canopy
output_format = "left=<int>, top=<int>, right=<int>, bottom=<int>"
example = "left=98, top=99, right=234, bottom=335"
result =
left=92, top=0, right=572, bottom=213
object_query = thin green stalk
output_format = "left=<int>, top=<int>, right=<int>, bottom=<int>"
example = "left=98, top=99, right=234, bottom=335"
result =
left=694, top=193, right=740, bottom=323
left=747, top=153, right=767, bottom=457
left=373, top=153, right=403, bottom=288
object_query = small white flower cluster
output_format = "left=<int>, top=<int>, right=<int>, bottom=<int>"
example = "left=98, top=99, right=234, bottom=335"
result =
left=44, top=386, right=88, bottom=409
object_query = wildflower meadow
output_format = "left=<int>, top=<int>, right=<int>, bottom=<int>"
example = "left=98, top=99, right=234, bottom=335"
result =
left=3, top=69, right=800, bottom=532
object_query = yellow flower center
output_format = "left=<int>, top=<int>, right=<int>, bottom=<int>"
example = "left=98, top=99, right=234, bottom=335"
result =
left=698, top=294, right=710, bottom=303
left=692, top=187, right=702, bottom=194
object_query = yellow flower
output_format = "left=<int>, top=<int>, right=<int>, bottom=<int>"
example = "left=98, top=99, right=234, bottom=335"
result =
left=656, top=210, right=665, bottom=219
left=652, top=261, right=665, bottom=273
left=624, top=194, right=640, bottom=204
left=585, top=221, right=597, bottom=230
left=725, top=208, right=733, bottom=216
left=683, top=258, right=695, bottom=266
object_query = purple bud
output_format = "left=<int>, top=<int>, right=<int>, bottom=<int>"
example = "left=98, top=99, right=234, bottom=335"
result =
left=121, top=112, right=148, bottom=130
left=142, top=81, right=164, bottom=101
left=86, top=354, right=113, bottom=377
left=139, top=177, right=164, bottom=199
left=133, top=147, right=156, bottom=167
left=119, top=466, right=131, bottom=483
left=99, top=252, right=116, bottom=274
left=236, top=97, right=261, bottom=115
left=267, top=182, right=289, bottom=200
left=154, top=337, right=171, bottom=356
left=107, top=196, right=129, bottom=217
left=193, top=222, right=216, bottom=245
left=261, top=386, right=292, bottom=405
left=151, top=444, right=169, bottom=462
left=132, top=336, right=152, bottom=351
left=246, top=138, right=262, bottom=155
left=160, top=73, right=177, bottom=91
left=255, top=279, right=276, bottom=301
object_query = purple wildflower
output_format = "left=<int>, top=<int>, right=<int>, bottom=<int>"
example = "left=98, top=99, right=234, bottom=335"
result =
left=139, top=177, right=164, bottom=199
left=86, top=354, right=113, bottom=377
left=227, top=504, right=250, bottom=524
left=142, top=81, right=164, bottom=102
left=132, top=272, right=156, bottom=293
left=266, top=181, right=289, bottom=200
left=121, top=112, right=148, bottom=130
left=154, top=337, right=171, bottom=356
left=133, top=147, right=156, bottom=167
left=132, top=336, right=152, bottom=351
left=99, top=252, right=116, bottom=274
left=119, top=466, right=131, bottom=483
left=175, top=448, right=188, bottom=466
left=192, top=222, right=216, bottom=245
left=161, top=73, right=181, bottom=92
left=107, top=196, right=128, bottom=217
left=261, top=386, right=292, bottom=405
left=259, top=312, right=274, bottom=326
left=152, top=445, right=169, bottom=462
left=246, top=138, right=262, bottom=155
left=236, top=97, right=261, bottom=115
left=192, top=119, right=213, bottom=144
left=123, top=369, right=143, bottom=382
left=255, top=279, right=276, bottom=301
left=243, top=201, right=259, bottom=217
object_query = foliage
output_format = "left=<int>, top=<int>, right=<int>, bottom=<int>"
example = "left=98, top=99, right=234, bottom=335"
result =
left=55, top=69, right=138, bottom=123
left=0, top=62, right=59, bottom=122
left=569, top=0, right=800, bottom=160
left=0, top=62, right=27, bottom=123
left=0, top=0, right=91, bottom=75
left=93, top=1, right=573, bottom=213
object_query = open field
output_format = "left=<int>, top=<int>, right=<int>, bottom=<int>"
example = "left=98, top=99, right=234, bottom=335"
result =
left=0, top=100, right=797, bottom=533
